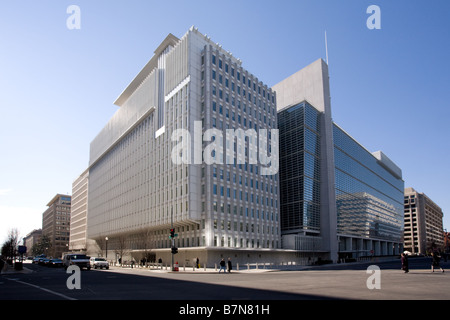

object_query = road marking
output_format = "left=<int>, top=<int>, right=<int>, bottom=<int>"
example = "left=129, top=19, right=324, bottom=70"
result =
left=7, top=278, right=77, bottom=300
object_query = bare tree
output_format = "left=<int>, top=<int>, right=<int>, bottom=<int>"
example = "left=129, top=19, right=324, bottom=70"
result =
left=1, top=228, right=20, bottom=264
left=95, top=236, right=106, bottom=257
left=137, top=228, right=155, bottom=265
left=114, top=235, right=129, bottom=265
left=31, top=234, right=52, bottom=256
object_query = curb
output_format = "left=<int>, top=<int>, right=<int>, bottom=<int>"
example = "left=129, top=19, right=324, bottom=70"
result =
left=0, top=266, right=34, bottom=275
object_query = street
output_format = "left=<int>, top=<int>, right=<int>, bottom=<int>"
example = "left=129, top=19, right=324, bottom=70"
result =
left=1, top=257, right=449, bottom=302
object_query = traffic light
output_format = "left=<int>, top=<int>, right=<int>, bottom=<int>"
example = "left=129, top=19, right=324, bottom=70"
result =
left=170, top=228, right=175, bottom=239
left=171, top=247, right=178, bottom=254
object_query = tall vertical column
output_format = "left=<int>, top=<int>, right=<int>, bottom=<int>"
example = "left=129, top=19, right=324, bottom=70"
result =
left=272, top=59, right=338, bottom=262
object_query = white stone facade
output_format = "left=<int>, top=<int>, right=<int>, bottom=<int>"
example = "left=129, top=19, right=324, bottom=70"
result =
left=86, top=27, right=281, bottom=265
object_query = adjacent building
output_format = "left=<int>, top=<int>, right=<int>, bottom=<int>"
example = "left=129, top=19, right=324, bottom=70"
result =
left=275, top=59, right=404, bottom=262
left=42, top=194, right=71, bottom=258
left=334, top=132, right=404, bottom=258
left=404, top=187, right=444, bottom=254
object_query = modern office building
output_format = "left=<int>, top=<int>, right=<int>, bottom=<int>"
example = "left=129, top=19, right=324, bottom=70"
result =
left=334, top=130, right=404, bottom=258
left=86, top=27, right=282, bottom=266
left=42, top=194, right=71, bottom=258
left=69, top=169, right=89, bottom=252
left=275, top=59, right=404, bottom=262
left=404, top=187, right=444, bottom=254
left=81, top=28, right=404, bottom=266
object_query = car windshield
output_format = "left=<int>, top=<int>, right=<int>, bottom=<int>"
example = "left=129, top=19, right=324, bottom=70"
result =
left=71, top=255, right=87, bottom=259
left=95, top=258, right=106, bottom=261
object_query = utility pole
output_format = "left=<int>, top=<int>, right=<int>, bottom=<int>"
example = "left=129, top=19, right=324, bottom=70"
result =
left=171, top=211, right=174, bottom=271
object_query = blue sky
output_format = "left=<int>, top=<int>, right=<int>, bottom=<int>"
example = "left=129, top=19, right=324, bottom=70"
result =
left=1, top=0, right=449, bottom=243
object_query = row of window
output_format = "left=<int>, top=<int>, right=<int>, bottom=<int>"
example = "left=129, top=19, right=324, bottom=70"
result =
left=213, top=219, right=278, bottom=233
left=209, top=168, right=277, bottom=191
left=212, top=184, right=277, bottom=207
left=154, top=237, right=278, bottom=249
left=204, top=52, right=275, bottom=104
left=209, top=200, right=277, bottom=219
left=209, top=82, right=276, bottom=118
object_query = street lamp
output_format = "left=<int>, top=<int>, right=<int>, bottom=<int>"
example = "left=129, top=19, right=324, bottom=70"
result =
left=105, top=237, right=108, bottom=259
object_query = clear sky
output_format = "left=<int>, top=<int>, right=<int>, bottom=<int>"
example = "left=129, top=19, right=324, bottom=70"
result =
left=1, top=0, right=449, bottom=243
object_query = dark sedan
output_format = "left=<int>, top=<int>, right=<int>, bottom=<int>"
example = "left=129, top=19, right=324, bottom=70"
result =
left=49, top=258, right=63, bottom=268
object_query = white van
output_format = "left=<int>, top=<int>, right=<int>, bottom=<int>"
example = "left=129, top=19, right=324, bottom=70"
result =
left=63, top=254, right=90, bottom=270
left=90, top=257, right=109, bottom=269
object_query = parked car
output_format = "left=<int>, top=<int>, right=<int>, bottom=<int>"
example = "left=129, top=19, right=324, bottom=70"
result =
left=39, top=258, right=50, bottom=266
left=33, top=255, right=46, bottom=264
left=90, top=257, right=109, bottom=269
left=62, top=254, right=91, bottom=270
left=49, top=258, right=63, bottom=268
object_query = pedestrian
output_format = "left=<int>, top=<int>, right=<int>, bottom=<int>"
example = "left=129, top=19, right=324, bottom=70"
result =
left=401, top=253, right=409, bottom=273
left=196, top=257, right=200, bottom=269
left=227, top=257, right=232, bottom=273
left=219, top=258, right=226, bottom=273
left=431, top=252, right=444, bottom=273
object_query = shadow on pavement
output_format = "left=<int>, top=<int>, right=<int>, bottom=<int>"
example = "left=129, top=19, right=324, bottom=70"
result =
left=68, top=270, right=343, bottom=300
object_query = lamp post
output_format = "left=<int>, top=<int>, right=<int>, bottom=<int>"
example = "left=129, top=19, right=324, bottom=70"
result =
left=105, top=237, right=108, bottom=259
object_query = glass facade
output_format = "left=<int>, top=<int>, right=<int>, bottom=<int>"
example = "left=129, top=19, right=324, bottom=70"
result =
left=278, top=102, right=321, bottom=234
left=278, top=99, right=403, bottom=253
left=333, top=124, right=404, bottom=242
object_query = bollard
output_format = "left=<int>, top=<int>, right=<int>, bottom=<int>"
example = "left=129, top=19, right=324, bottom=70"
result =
left=204, top=264, right=206, bottom=271
left=215, top=263, right=217, bottom=271
left=236, top=263, right=239, bottom=271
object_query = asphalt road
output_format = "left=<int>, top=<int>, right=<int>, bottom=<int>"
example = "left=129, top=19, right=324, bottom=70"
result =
left=1, top=257, right=449, bottom=302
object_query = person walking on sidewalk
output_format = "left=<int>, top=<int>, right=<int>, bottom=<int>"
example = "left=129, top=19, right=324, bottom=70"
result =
left=219, top=258, right=226, bottom=273
left=401, top=253, right=409, bottom=273
left=431, top=252, right=444, bottom=273
left=227, top=257, right=232, bottom=273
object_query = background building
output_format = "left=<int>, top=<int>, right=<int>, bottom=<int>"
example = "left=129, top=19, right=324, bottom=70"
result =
left=69, top=169, right=89, bottom=252
left=404, top=187, right=445, bottom=254
left=23, top=228, right=42, bottom=256
left=275, top=59, right=404, bottom=263
left=42, top=194, right=71, bottom=258
left=444, top=231, right=450, bottom=254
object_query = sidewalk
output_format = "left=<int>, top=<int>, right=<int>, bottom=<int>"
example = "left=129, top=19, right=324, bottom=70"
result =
left=0, top=264, right=33, bottom=275
left=107, top=257, right=401, bottom=274
left=108, top=264, right=279, bottom=274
